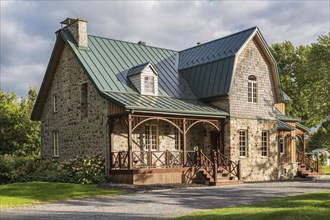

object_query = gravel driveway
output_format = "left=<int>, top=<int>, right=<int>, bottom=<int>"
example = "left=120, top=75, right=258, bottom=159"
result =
left=2, top=178, right=330, bottom=220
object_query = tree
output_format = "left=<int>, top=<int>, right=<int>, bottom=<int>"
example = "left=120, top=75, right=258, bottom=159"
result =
left=271, top=33, right=330, bottom=149
left=0, top=88, right=40, bottom=157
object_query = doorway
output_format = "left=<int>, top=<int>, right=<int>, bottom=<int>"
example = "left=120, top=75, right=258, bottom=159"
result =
left=210, top=131, right=224, bottom=154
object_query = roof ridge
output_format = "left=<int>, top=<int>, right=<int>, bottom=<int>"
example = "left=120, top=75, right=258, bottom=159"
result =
left=87, top=34, right=178, bottom=52
left=179, top=26, right=257, bottom=53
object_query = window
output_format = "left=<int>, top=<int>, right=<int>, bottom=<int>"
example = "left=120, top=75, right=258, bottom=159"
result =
left=81, top=83, right=88, bottom=117
left=53, top=131, right=59, bottom=157
left=144, top=76, right=154, bottom=93
left=279, top=138, right=285, bottom=154
left=53, top=95, right=58, bottom=112
left=239, top=130, right=247, bottom=157
left=175, top=129, right=183, bottom=150
left=261, top=131, right=269, bottom=157
left=145, top=125, right=158, bottom=150
left=248, top=75, right=257, bottom=103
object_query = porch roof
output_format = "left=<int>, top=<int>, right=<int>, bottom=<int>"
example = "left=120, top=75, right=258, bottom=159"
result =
left=102, top=91, right=228, bottom=117
left=277, top=120, right=295, bottom=131
left=274, top=108, right=300, bottom=122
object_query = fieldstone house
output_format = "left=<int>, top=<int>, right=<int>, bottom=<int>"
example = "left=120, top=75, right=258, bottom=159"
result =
left=32, top=18, right=311, bottom=185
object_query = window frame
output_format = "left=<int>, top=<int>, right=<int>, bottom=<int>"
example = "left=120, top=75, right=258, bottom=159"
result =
left=145, top=124, right=158, bottom=150
left=144, top=76, right=155, bottom=94
left=174, top=129, right=183, bottom=150
left=239, top=130, right=247, bottom=157
left=261, top=131, right=269, bottom=157
left=248, top=75, right=257, bottom=103
left=279, top=138, right=285, bottom=154
left=53, top=130, right=59, bottom=157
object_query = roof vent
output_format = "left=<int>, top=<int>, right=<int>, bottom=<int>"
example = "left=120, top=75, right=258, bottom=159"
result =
left=138, top=41, right=146, bottom=46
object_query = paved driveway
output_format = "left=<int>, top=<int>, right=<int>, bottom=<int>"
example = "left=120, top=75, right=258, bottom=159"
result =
left=2, top=179, right=329, bottom=220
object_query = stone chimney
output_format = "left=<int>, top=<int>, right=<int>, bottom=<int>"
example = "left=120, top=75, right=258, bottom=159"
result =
left=60, top=18, right=88, bottom=48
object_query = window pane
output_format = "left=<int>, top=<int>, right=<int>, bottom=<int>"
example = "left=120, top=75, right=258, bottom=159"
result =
left=262, top=131, right=268, bottom=156
left=239, top=130, right=247, bottom=157
left=144, top=76, right=154, bottom=93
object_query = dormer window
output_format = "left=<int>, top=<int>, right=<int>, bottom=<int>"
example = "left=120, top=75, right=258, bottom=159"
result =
left=144, top=76, right=154, bottom=93
left=248, top=75, right=257, bottom=103
left=127, top=62, right=159, bottom=96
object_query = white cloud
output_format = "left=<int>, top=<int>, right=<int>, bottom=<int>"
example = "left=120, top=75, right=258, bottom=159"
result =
left=0, top=0, right=329, bottom=98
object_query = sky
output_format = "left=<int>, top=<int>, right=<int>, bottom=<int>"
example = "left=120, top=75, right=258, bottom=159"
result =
left=1, top=0, right=329, bottom=98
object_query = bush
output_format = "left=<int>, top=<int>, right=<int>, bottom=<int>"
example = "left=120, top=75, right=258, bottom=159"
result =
left=0, top=155, right=106, bottom=185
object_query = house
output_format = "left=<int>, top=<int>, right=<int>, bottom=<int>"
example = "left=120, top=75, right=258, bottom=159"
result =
left=31, top=18, right=311, bottom=185
left=310, top=148, right=330, bottom=166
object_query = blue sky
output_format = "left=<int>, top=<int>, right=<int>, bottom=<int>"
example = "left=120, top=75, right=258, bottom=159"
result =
left=1, top=0, right=329, bottom=98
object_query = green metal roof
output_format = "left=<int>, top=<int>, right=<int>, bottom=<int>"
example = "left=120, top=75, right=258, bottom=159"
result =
left=296, top=122, right=310, bottom=132
left=277, top=120, right=295, bottom=131
left=274, top=108, right=300, bottom=122
left=61, top=30, right=196, bottom=99
left=102, top=91, right=228, bottom=117
left=127, top=62, right=154, bottom=77
left=179, top=27, right=257, bottom=70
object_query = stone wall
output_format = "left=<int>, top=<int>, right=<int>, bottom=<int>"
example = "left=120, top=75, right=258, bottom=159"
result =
left=230, top=38, right=277, bottom=119
left=40, top=45, right=107, bottom=160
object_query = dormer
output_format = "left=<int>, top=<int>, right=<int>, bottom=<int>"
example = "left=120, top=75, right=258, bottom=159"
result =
left=127, top=62, right=159, bottom=96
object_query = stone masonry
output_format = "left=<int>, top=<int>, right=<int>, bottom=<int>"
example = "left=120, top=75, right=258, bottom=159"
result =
left=211, top=38, right=279, bottom=181
left=40, top=46, right=108, bottom=160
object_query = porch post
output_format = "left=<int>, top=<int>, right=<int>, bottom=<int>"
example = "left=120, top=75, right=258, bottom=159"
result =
left=128, top=114, right=133, bottom=169
left=183, top=118, right=187, bottom=166
left=109, top=119, right=115, bottom=170
left=303, top=134, right=306, bottom=155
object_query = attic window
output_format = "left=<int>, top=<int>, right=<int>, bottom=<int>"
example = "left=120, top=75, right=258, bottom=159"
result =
left=144, top=76, right=154, bottom=93
left=248, top=75, right=257, bottom=103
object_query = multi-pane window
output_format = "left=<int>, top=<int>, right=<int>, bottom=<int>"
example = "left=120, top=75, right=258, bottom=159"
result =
left=145, top=125, right=157, bottom=150
left=53, top=131, right=59, bottom=157
left=81, top=83, right=88, bottom=117
left=144, top=76, right=154, bottom=93
left=174, top=129, right=183, bottom=150
left=53, top=95, right=58, bottom=112
left=239, top=130, right=247, bottom=157
left=279, top=138, right=285, bottom=154
left=261, top=131, right=269, bottom=157
left=248, top=75, right=257, bottom=103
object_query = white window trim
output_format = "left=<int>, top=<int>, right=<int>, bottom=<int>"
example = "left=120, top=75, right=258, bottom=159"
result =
left=145, top=124, right=158, bottom=150
left=53, top=130, right=59, bottom=157
left=174, top=129, right=183, bottom=150
left=239, top=130, right=248, bottom=158
left=144, top=76, right=155, bottom=95
left=248, top=76, right=257, bottom=103
left=261, top=131, right=269, bottom=157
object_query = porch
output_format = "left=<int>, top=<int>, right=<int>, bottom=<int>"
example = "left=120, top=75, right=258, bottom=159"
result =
left=109, top=149, right=242, bottom=185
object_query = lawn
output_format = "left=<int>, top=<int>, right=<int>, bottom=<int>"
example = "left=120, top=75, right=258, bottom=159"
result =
left=178, top=190, right=330, bottom=220
left=322, top=166, right=330, bottom=175
left=0, top=182, right=123, bottom=210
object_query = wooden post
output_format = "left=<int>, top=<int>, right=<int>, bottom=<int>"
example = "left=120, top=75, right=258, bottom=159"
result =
left=316, top=157, right=319, bottom=173
left=128, top=114, right=133, bottom=170
left=148, top=149, right=152, bottom=168
left=183, top=118, right=187, bottom=166
left=237, top=160, right=242, bottom=180
left=165, top=150, right=169, bottom=168
left=212, top=150, right=218, bottom=182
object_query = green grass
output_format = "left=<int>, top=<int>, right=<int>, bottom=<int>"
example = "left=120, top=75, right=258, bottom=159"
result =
left=0, top=182, right=123, bottom=210
left=178, top=190, right=330, bottom=220
left=322, top=166, right=330, bottom=175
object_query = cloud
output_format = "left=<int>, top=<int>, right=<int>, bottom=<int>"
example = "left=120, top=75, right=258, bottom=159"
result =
left=0, top=0, right=329, bottom=98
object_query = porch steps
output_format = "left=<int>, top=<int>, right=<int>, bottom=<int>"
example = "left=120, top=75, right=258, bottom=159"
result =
left=297, top=163, right=322, bottom=177
left=200, top=168, right=243, bottom=186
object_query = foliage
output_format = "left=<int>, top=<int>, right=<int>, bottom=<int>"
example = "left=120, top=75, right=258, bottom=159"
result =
left=322, top=166, right=330, bottom=175
left=270, top=33, right=330, bottom=150
left=0, top=182, right=122, bottom=209
left=308, top=119, right=330, bottom=150
left=0, top=88, right=40, bottom=157
left=178, top=190, right=330, bottom=220
left=0, top=154, right=106, bottom=184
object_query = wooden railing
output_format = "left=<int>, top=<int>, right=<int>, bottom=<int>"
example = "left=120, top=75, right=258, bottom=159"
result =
left=213, top=150, right=241, bottom=180
left=110, top=149, right=242, bottom=181
left=297, top=152, right=319, bottom=173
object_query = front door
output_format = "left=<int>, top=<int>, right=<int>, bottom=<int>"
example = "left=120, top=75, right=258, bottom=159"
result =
left=211, top=131, right=224, bottom=154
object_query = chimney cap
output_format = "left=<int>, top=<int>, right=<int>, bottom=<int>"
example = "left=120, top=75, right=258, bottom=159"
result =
left=60, top=18, right=88, bottom=26
left=138, top=41, right=146, bottom=46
